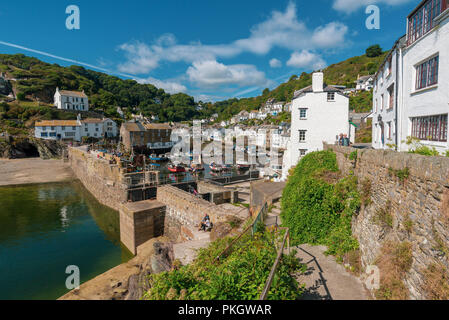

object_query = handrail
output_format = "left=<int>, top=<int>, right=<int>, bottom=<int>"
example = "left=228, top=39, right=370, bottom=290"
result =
left=214, top=202, right=266, bottom=262
left=259, top=227, right=290, bottom=300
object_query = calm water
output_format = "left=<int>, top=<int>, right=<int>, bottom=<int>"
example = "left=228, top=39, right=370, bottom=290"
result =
left=0, top=182, right=133, bottom=300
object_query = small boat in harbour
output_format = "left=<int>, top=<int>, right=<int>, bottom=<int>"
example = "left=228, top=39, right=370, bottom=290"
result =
left=209, top=162, right=222, bottom=172
left=168, top=163, right=186, bottom=173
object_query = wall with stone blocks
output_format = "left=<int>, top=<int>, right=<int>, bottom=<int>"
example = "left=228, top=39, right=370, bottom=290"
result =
left=324, top=143, right=449, bottom=299
left=157, top=185, right=229, bottom=242
left=68, top=147, right=128, bottom=210
left=120, top=200, right=166, bottom=255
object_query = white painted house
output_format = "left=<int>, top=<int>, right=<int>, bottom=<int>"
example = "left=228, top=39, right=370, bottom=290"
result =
left=282, top=72, right=350, bottom=180
left=35, top=116, right=118, bottom=142
left=355, top=75, right=375, bottom=91
left=54, top=88, right=89, bottom=111
left=372, top=0, right=449, bottom=153
left=372, top=36, right=407, bottom=150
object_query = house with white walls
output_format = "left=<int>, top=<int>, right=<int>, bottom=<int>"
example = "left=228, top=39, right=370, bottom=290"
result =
left=372, top=0, right=449, bottom=153
left=372, top=35, right=407, bottom=150
left=282, top=72, right=349, bottom=180
left=54, top=88, right=89, bottom=111
left=400, top=0, right=449, bottom=153
left=35, top=115, right=118, bottom=142
left=355, top=75, right=375, bottom=91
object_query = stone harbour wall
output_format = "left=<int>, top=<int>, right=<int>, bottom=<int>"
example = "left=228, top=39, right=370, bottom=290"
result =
left=324, top=143, right=449, bottom=300
left=157, top=185, right=229, bottom=242
left=68, top=147, right=128, bottom=210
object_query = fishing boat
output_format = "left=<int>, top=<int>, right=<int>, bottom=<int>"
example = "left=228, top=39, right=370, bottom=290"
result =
left=221, top=164, right=233, bottom=171
left=190, top=164, right=205, bottom=173
left=149, top=154, right=169, bottom=162
left=209, top=162, right=222, bottom=172
left=237, top=162, right=251, bottom=170
left=168, top=163, right=186, bottom=173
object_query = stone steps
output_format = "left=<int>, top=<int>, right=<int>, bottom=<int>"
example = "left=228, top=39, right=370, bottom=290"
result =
left=173, top=238, right=211, bottom=266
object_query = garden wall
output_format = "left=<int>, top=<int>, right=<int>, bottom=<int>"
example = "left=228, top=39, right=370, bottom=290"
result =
left=324, top=143, right=449, bottom=299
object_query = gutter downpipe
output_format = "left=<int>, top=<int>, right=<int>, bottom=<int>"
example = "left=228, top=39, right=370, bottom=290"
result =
left=395, top=46, right=400, bottom=151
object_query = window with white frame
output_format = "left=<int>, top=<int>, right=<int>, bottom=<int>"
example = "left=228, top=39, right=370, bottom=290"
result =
left=299, top=149, right=307, bottom=156
left=299, top=108, right=307, bottom=119
left=299, top=130, right=306, bottom=142
left=411, top=114, right=447, bottom=142
left=327, top=92, right=335, bottom=101
left=416, top=55, right=439, bottom=90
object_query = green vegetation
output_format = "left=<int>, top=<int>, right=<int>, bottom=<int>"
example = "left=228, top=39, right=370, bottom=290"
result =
left=405, top=136, right=442, bottom=156
left=372, top=200, right=393, bottom=228
left=366, top=45, right=383, bottom=58
left=144, top=229, right=304, bottom=300
left=355, top=119, right=372, bottom=143
left=360, top=178, right=372, bottom=207
left=0, top=54, right=201, bottom=122
left=281, top=151, right=361, bottom=261
left=349, top=90, right=373, bottom=113
left=349, top=150, right=358, bottom=161
left=388, top=167, right=410, bottom=182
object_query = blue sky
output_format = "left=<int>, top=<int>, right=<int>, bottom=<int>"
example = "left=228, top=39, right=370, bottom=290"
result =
left=0, top=0, right=420, bottom=101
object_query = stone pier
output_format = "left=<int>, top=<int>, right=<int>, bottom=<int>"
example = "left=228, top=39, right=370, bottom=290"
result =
left=119, top=200, right=166, bottom=255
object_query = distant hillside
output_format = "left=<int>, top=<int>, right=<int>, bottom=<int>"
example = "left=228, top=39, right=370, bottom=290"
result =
left=0, top=54, right=199, bottom=123
left=0, top=49, right=387, bottom=127
left=209, top=50, right=388, bottom=121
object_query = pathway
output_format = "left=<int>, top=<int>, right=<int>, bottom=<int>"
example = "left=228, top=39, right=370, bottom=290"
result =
left=265, top=200, right=369, bottom=300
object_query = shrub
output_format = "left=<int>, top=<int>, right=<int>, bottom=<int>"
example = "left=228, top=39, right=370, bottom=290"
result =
left=372, top=200, right=393, bottom=228
left=144, top=230, right=304, bottom=300
left=366, top=45, right=383, bottom=58
left=281, top=151, right=360, bottom=262
left=360, top=178, right=372, bottom=206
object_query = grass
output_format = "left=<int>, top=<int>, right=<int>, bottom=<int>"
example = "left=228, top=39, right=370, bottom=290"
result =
left=372, top=200, right=393, bottom=229
left=422, top=263, right=449, bottom=300
left=375, top=241, right=413, bottom=300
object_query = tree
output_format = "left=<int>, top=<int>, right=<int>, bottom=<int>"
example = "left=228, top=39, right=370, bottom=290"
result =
left=366, top=45, right=383, bottom=58
left=262, top=88, right=270, bottom=95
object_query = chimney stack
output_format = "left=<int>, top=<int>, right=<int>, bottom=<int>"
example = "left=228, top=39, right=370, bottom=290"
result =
left=312, top=72, right=324, bottom=93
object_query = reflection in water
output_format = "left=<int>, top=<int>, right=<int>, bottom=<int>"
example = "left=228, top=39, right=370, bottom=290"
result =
left=0, top=182, right=133, bottom=300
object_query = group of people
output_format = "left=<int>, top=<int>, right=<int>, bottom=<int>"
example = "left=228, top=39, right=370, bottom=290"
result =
left=199, top=213, right=213, bottom=232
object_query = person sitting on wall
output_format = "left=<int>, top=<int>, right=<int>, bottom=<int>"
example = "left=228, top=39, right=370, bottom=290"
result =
left=199, top=213, right=212, bottom=232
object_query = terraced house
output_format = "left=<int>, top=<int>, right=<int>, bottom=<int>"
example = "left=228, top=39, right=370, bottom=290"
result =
left=373, top=0, right=449, bottom=153
left=35, top=116, right=118, bottom=142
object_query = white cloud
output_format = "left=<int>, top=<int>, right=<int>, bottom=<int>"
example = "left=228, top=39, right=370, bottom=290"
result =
left=286, top=50, right=326, bottom=70
left=332, top=0, right=414, bottom=13
left=311, top=22, right=348, bottom=48
left=136, top=77, right=187, bottom=94
left=117, top=2, right=349, bottom=75
left=186, top=60, right=269, bottom=88
left=269, top=58, right=282, bottom=68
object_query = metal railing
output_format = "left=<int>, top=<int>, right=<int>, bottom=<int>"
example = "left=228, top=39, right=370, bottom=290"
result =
left=259, top=227, right=290, bottom=300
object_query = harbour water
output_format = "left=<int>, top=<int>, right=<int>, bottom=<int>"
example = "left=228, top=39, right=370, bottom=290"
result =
left=0, top=181, right=133, bottom=300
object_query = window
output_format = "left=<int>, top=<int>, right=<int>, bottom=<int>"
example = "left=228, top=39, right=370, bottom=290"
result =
left=95, top=128, right=99, bottom=132
left=388, top=85, right=395, bottom=109
left=299, top=130, right=306, bottom=142
left=381, top=94, right=384, bottom=111
left=51, top=126, right=55, bottom=130
left=42, top=126, right=47, bottom=131
left=85, top=128, right=88, bottom=132
left=65, top=132, right=75, bottom=137
left=49, top=132, right=56, bottom=137
left=416, top=55, right=439, bottom=90
left=62, top=126, right=65, bottom=131
left=72, top=126, right=76, bottom=130
left=408, top=0, right=446, bottom=45
left=411, top=114, right=447, bottom=142
left=375, top=99, right=378, bottom=113
left=41, top=132, right=48, bottom=137
left=299, top=108, right=307, bottom=119
left=327, top=92, right=335, bottom=101
left=299, top=149, right=307, bottom=156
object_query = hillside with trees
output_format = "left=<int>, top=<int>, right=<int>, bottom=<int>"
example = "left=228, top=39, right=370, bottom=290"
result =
left=0, top=46, right=387, bottom=130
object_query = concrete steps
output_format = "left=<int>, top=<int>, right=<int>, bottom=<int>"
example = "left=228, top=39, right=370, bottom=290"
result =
left=173, top=236, right=211, bottom=266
